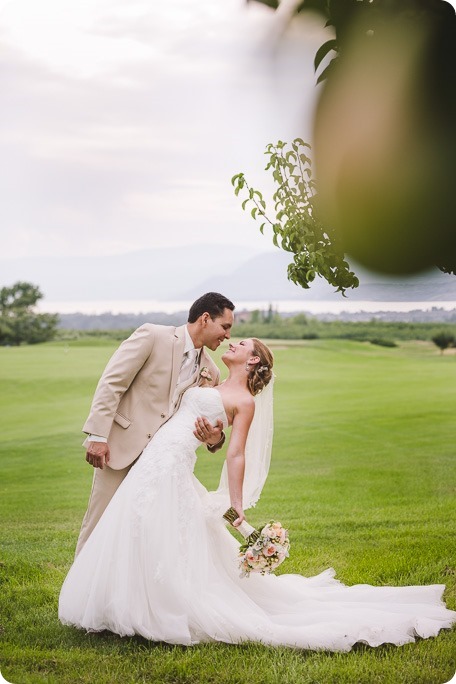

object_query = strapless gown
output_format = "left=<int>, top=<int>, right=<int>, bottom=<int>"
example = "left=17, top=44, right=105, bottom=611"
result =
left=59, top=387, right=456, bottom=650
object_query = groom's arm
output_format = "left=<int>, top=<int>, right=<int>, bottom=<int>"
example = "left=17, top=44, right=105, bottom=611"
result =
left=83, top=325, right=156, bottom=467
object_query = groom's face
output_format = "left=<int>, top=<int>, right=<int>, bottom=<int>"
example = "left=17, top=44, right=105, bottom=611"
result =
left=201, top=308, right=234, bottom=351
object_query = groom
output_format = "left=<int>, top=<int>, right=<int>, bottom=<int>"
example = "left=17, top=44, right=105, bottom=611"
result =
left=76, top=292, right=235, bottom=555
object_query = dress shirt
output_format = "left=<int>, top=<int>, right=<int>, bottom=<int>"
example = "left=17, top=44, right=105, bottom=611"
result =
left=178, top=327, right=201, bottom=384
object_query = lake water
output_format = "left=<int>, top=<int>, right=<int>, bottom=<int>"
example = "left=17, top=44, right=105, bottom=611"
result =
left=37, top=299, right=456, bottom=315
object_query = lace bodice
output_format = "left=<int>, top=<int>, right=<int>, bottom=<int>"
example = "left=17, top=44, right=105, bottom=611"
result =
left=177, top=387, right=228, bottom=430
left=156, top=386, right=227, bottom=447
left=132, top=386, right=228, bottom=480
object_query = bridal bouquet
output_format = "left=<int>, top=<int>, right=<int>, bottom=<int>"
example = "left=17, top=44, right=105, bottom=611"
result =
left=223, top=508, right=290, bottom=577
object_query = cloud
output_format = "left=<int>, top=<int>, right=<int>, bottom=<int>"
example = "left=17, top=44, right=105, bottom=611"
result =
left=0, top=0, right=326, bottom=260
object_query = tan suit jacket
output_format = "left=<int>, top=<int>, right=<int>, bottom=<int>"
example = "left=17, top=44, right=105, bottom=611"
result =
left=82, top=323, right=221, bottom=470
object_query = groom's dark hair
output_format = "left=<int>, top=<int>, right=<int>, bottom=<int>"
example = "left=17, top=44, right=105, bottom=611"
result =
left=188, top=292, right=235, bottom=323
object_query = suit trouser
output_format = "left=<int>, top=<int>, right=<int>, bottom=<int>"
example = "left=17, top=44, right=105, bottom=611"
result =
left=75, top=462, right=134, bottom=557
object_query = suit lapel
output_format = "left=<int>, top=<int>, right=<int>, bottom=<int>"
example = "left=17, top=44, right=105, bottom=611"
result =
left=169, top=325, right=186, bottom=405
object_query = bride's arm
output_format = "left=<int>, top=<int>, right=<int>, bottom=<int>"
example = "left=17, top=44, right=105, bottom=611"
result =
left=225, top=397, right=255, bottom=527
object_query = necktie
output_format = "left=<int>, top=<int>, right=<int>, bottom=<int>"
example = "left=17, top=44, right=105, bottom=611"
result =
left=178, top=349, right=199, bottom=384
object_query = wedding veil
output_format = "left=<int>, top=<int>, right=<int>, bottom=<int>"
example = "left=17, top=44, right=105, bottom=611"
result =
left=205, top=375, right=275, bottom=515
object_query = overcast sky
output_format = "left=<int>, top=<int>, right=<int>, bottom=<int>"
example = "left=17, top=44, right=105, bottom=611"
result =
left=0, top=0, right=330, bottom=261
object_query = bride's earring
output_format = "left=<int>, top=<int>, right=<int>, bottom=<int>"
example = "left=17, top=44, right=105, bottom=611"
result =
left=245, top=362, right=251, bottom=372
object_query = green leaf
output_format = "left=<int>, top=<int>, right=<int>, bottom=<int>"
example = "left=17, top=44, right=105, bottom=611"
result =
left=251, top=207, right=258, bottom=219
left=242, top=198, right=249, bottom=210
left=293, top=138, right=310, bottom=149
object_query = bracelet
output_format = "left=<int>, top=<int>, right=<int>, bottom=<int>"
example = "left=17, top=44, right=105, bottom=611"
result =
left=207, top=432, right=225, bottom=451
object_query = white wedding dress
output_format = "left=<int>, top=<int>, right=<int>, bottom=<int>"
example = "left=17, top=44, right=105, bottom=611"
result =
left=59, top=387, right=456, bottom=650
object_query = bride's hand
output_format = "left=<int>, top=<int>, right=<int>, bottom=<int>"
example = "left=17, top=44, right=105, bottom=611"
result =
left=232, top=506, right=245, bottom=527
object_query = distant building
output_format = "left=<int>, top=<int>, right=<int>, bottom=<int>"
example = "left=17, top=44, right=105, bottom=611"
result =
left=234, top=309, right=253, bottom=324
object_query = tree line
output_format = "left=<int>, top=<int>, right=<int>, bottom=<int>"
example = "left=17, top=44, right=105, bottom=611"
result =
left=1, top=282, right=455, bottom=354
left=57, top=313, right=456, bottom=354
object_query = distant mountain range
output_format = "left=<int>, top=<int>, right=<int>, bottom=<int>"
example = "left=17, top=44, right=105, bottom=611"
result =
left=1, top=244, right=455, bottom=304
left=0, top=244, right=259, bottom=302
left=182, top=250, right=456, bottom=302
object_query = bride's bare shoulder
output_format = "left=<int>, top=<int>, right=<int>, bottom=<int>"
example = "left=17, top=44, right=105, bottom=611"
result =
left=219, top=387, right=254, bottom=425
left=234, top=392, right=255, bottom=417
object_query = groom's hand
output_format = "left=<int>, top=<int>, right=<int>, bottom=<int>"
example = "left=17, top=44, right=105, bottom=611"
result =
left=86, top=441, right=110, bottom=469
left=194, top=417, right=223, bottom=446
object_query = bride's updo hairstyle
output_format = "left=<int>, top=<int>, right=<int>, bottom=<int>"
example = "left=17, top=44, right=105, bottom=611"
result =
left=247, top=338, right=274, bottom=396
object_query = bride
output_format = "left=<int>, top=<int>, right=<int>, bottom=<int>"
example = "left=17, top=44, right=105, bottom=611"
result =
left=59, top=338, right=455, bottom=650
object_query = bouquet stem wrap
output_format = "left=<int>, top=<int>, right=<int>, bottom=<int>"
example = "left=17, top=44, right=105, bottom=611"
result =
left=223, top=507, right=260, bottom=543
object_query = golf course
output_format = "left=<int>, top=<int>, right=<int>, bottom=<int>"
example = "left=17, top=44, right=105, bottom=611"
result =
left=1, top=338, right=455, bottom=684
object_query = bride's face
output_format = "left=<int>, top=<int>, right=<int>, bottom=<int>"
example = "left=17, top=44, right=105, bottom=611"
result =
left=222, top=339, right=259, bottom=368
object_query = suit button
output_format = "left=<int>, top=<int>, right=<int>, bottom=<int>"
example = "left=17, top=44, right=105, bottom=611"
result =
left=161, top=413, right=166, bottom=418
left=147, top=433, right=151, bottom=439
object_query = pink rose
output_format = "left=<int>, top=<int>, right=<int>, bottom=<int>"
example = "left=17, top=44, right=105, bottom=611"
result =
left=263, top=544, right=277, bottom=557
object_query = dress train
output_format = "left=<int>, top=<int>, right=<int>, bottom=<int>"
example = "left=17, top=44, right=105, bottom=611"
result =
left=59, top=388, right=456, bottom=650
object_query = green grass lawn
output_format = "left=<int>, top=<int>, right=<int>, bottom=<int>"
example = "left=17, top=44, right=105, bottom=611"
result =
left=0, top=338, right=455, bottom=684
